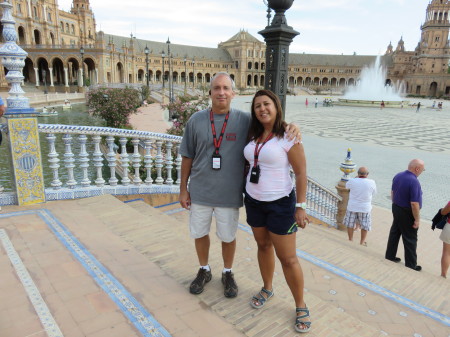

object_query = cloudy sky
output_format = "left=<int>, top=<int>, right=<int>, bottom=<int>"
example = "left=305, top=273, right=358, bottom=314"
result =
left=58, top=0, right=428, bottom=55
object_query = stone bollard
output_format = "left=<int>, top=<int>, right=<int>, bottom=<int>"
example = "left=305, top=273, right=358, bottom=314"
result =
left=335, top=148, right=356, bottom=230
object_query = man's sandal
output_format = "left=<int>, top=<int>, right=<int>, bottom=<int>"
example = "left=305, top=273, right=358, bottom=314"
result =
left=250, top=287, right=274, bottom=309
left=295, top=306, right=312, bottom=333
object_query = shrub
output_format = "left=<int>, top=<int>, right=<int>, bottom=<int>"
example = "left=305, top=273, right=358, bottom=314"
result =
left=163, top=96, right=209, bottom=136
left=87, top=87, right=141, bottom=129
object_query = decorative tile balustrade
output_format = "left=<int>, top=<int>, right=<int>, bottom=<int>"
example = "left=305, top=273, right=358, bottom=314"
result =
left=306, top=176, right=341, bottom=227
left=0, top=123, right=341, bottom=227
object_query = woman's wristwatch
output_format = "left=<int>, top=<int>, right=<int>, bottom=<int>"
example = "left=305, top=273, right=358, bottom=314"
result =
left=295, top=202, right=307, bottom=209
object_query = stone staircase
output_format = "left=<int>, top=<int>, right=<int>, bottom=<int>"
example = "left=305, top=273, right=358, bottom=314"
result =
left=1, top=195, right=448, bottom=337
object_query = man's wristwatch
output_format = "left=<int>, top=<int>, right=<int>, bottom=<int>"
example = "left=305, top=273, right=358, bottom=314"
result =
left=295, top=202, right=307, bottom=209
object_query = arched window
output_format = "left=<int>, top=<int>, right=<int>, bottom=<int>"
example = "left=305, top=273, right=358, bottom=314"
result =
left=47, top=11, right=52, bottom=22
left=71, top=25, right=75, bottom=34
left=60, top=22, right=64, bottom=31
left=66, top=23, right=69, bottom=32
left=33, top=6, right=38, bottom=19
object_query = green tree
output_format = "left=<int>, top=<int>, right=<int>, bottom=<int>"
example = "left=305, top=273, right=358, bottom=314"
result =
left=87, top=87, right=141, bottom=129
left=163, top=96, right=209, bottom=136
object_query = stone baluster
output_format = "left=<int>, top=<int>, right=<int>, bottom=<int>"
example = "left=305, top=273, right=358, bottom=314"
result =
left=175, top=143, right=182, bottom=185
left=313, top=186, right=320, bottom=217
left=131, top=138, right=142, bottom=185
left=92, top=135, right=105, bottom=187
left=143, top=139, right=153, bottom=185
left=154, top=140, right=164, bottom=184
left=318, top=189, right=325, bottom=218
left=78, top=135, right=90, bottom=187
left=106, top=136, right=118, bottom=186
left=165, top=141, right=173, bottom=185
left=324, top=193, right=331, bottom=222
left=63, top=134, right=77, bottom=188
left=46, top=133, right=62, bottom=189
left=119, top=137, right=130, bottom=185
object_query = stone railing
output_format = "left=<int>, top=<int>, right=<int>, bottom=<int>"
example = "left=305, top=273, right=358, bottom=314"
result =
left=306, top=176, right=341, bottom=227
left=0, top=123, right=341, bottom=227
left=37, top=124, right=182, bottom=201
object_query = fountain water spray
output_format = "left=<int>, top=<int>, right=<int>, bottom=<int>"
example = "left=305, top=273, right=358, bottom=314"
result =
left=338, top=56, right=406, bottom=107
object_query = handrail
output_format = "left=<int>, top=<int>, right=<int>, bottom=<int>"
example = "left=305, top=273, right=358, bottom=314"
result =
left=37, top=124, right=182, bottom=142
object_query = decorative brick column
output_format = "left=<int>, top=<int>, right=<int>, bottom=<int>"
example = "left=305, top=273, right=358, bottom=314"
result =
left=335, top=148, right=356, bottom=230
left=0, top=0, right=45, bottom=206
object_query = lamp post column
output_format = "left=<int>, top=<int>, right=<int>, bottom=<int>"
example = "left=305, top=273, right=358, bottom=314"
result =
left=259, top=0, right=299, bottom=118
left=184, top=56, right=187, bottom=95
left=192, top=57, right=195, bottom=90
left=144, top=45, right=150, bottom=88
left=161, top=51, right=165, bottom=104
left=167, top=38, right=173, bottom=120
left=80, top=46, right=85, bottom=91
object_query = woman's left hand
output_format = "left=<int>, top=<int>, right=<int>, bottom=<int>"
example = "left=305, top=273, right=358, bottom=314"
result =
left=295, top=208, right=309, bottom=228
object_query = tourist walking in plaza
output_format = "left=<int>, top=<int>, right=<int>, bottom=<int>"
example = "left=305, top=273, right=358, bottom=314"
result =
left=315, top=97, right=318, bottom=108
left=438, top=202, right=450, bottom=278
left=416, top=102, right=421, bottom=112
left=385, top=159, right=425, bottom=271
left=179, top=73, right=300, bottom=298
left=344, top=167, right=377, bottom=246
left=244, top=89, right=311, bottom=333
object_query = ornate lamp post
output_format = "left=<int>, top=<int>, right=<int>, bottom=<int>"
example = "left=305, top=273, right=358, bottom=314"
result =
left=161, top=50, right=165, bottom=103
left=259, top=0, right=299, bottom=118
left=166, top=38, right=174, bottom=120
left=144, top=45, right=150, bottom=87
left=80, top=46, right=85, bottom=87
left=184, top=56, right=187, bottom=95
left=42, top=69, right=47, bottom=94
left=166, top=38, right=173, bottom=104
left=192, top=57, right=195, bottom=89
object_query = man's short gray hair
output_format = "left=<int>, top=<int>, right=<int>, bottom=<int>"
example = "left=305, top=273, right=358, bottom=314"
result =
left=210, top=72, right=236, bottom=91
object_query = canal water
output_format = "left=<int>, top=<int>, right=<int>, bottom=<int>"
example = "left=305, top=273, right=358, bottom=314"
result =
left=0, top=104, right=105, bottom=190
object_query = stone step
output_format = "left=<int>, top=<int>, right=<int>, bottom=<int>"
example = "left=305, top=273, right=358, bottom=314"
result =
left=150, top=200, right=450, bottom=331
left=117, top=199, right=382, bottom=337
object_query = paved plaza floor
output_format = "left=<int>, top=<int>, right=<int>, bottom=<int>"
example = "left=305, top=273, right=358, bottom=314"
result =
left=232, top=96, right=450, bottom=220
left=1, top=96, right=449, bottom=337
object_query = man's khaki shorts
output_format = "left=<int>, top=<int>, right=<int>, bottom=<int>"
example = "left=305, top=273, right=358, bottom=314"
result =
left=189, top=203, right=239, bottom=243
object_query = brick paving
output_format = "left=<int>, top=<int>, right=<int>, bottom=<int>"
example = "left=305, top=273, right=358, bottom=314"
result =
left=0, top=195, right=448, bottom=337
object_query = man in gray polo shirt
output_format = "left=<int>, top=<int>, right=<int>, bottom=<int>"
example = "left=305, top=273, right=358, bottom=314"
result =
left=180, top=72, right=298, bottom=298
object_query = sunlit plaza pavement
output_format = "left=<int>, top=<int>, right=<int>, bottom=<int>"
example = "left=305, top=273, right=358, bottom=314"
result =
left=1, top=96, right=450, bottom=337
left=233, top=95, right=450, bottom=221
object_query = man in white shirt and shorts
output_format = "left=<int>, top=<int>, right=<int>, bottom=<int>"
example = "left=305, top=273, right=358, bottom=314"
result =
left=343, top=167, right=377, bottom=246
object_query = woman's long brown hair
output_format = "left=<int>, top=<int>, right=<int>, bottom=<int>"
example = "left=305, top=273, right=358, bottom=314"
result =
left=247, top=89, right=287, bottom=142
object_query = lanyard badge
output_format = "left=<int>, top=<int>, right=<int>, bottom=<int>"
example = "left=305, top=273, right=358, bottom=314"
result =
left=249, top=166, right=260, bottom=183
left=212, top=153, right=221, bottom=170
left=210, top=110, right=229, bottom=170
left=249, top=132, right=273, bottom=184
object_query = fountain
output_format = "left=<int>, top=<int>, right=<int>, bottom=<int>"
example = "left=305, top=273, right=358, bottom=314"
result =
left=337, top=56, right=406, bottom=108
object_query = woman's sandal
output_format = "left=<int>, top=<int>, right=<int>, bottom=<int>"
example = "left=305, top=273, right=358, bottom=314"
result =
left=250, top=287, right=274, bottom=309
left=295, top=306, right=312, bottom=333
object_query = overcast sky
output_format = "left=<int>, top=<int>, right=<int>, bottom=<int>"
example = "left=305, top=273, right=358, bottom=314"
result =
left=58, top=0, right=428, bottom=55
